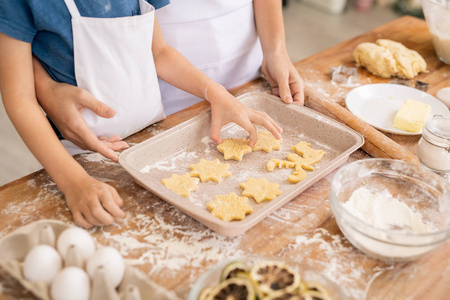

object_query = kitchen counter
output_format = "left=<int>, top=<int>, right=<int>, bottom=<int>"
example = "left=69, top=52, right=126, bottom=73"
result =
left=0, top=16, right=449, bottom=300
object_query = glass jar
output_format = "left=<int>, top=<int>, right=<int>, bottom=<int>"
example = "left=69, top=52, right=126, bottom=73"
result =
left=422, top=0, right=450, bottom=64
left=416, top=116, right=450, bottom=172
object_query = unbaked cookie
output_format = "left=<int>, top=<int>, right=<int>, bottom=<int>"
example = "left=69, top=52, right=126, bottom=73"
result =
left=252, top=130, right=282, bottom=153
left=217, top=138, right=252, bottom=161
left=266, top=159, right=296, bottom=172
left=291, top=142, right=326, bottom=165
left=162, top=173, right=199, bottom=197
left=189, top=159, right=231, bottom=182
left=239, top=177, right=282, bottom=203
left=207, top=192, right=253, bottom=222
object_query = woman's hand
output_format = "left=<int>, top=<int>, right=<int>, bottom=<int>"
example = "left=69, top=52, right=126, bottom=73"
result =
left=33, top=58, right=128, bottom=161
left=208, top=85, right=282, bottom=147
left=63, top=175, right=125, bottom=228
left=262, top=50, right=305, bottom=105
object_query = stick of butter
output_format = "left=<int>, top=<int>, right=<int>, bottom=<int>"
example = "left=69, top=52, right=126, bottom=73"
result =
left=393, top=98, right=431, bottom=132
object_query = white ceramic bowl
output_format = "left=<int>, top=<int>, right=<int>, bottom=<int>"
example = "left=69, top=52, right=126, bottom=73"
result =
left=330, top=159, right=450, bottom=262
left=188, top=256, right=347, bottom=300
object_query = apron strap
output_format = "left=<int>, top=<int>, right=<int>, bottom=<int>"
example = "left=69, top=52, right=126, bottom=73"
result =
left=63, top=0, right=81, bottom=18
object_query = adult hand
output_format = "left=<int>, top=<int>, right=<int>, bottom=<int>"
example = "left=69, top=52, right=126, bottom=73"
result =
left=208, top=85, right=282, bottom=147
left=262, top=50, right=305, bottom=105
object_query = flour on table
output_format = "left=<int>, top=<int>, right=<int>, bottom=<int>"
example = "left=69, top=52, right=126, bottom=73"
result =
left=100, top=213, right=244, bottom=277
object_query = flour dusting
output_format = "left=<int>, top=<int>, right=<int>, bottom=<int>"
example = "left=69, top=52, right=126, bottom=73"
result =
left=100, top=213, right=244, bottom=277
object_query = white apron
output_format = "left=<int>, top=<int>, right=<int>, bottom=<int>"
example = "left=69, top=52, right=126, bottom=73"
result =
left=156, top=0, right=263, bottom=116
left=62, top=0, right=165, bottom=155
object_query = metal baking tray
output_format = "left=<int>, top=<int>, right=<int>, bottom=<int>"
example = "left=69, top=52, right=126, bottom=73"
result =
left=119, top=92, right=364, bottom=236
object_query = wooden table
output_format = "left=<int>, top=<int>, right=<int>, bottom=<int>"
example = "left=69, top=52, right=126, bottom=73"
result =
left=1, top=16, right=449, bottom=300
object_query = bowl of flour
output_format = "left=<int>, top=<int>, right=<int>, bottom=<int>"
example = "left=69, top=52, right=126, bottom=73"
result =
left=330, top=158, right=450, bottom=262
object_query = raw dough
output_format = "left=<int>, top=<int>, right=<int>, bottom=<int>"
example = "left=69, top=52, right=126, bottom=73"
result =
left=291, top=141, right=326, bottom=165
left=252, top=130, right=282, bottom=153
left=217, top=138, right=252, bottom=161
left=207, top=192, right=253, bottom=222
left=189, top=159, right=231, bottom=182
left=266, top=159, right=296, bottom=171
left=353, top=39, right=427, bottom=79
left=162, top=173, right=199, bottom=197
left=266, top=142, right=326, bottom=184
left=239, top=177, right=282, bottom=203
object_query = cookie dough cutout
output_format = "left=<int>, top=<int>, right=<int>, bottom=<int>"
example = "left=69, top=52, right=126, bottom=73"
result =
left=189, top=159, right=231, bottom=182
left=217, top=138, right=252, bottom=161
left=162, top=173, right=199, bottom=197
left=287, top=153, right=316, bottom=171
left=240, top=178, right=282, bottom=203
left=267, top=159, right=296, bottom=172
left=252, top=130, right=282, bottom=153
left=207, top=192, right=253, bottom=222
left=288, top=168, right=307, bottom=184
left=291, top=142, right=326, bottom=165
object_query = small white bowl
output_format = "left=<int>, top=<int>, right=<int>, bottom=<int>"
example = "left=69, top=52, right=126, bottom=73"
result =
left=330, top=159, right=450, bottom=262
left=188, top=256, right=347, bottom=300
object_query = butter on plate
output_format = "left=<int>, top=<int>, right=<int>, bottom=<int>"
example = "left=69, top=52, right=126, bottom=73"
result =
left=393, top=98, right=431, bottom=133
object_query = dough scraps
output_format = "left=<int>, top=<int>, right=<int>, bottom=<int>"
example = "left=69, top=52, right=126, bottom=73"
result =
left=239, top=177, right=282, bottom=203
left=252, top=130, right=282, bottom=153
left=217, top=138, right=252, bottom=161
left=162, top=173, right=199, bottom=197
left=207, top=192, right=253, bottom=222
left=189, top=159, right=231, bottom=182
left=353, top=39, right=427, bottom=79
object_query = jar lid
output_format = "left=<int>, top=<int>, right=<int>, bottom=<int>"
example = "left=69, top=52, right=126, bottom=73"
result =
left=423, top=115, right=450, bottom=148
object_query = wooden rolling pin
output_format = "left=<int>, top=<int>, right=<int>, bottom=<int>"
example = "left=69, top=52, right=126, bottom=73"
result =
left=304, top=84, right=421, bottom=165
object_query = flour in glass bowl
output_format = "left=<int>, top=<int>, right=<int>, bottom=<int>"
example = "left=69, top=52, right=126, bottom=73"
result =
left=342, top=188, right=433, bottom=234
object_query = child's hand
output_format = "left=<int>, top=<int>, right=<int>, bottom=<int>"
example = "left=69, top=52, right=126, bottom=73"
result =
left=262, top=50, right=305, bottom=105
left=63, top=176, right=125, bottom=228
left=208, top=86, right=282, bottom=147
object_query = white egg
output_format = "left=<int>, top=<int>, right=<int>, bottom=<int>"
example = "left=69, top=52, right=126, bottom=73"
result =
left=23, top=244, right=62, bottom=284
left=436, top=87, right=450, bottom=109
left=57, top=227, right=96, bottom=262
left=86, top=247, right=125, bottom=288
left=51, top=267, right=90, bottom=300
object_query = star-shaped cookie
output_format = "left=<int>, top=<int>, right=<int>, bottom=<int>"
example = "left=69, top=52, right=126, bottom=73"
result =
left=252, top=130, right=282, bottom=153
left=162, top=173, right=199, bottom=197
left=207, top=192, right=253, bottom=222
left=217, top=138, right=252, bottom=161
left=291, top=141, right=326, bottom=163
left=189, top=159, right=231, bottom=182
left=239, top=177, right=282, bottom=203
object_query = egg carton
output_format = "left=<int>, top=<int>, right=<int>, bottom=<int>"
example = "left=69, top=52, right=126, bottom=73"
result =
left=0, top=220, right=181, bottom=300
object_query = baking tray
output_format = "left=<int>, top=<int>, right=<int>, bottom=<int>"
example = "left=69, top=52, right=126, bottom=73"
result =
left=119, top=92, right=364, bottom=236
left=0, top=220, right=180, bottom=300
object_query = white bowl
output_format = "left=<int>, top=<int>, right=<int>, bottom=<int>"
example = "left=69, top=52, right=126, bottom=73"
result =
left=330, top=159, right=450, bottom=262
left=188, top=256, right=347, bottom=300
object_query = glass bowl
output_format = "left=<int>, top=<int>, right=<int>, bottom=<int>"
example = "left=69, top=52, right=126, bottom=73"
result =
left=330, top=158, right=450, bottom=262
left=188, top=256, right=347, bottom=300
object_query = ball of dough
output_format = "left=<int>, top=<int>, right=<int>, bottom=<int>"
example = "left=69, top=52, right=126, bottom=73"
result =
left=353, top=39, right=427, bottom=79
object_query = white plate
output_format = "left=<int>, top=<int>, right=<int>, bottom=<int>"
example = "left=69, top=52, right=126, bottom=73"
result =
left=345, top=84, right=450, bottom=135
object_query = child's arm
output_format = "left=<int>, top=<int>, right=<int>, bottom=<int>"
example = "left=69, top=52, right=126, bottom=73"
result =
left=151, top=18, right=282, bottom=146
left=0, top=32, right=124, bottom=228
left=253, top=0, right=305, bottom=105
left=33, top=57, right=128, bottom=162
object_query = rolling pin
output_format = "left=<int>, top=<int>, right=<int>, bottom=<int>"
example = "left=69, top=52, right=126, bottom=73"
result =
left=304, top=84, right=421, bottom=165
